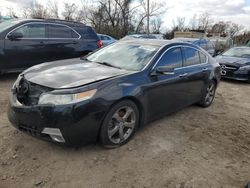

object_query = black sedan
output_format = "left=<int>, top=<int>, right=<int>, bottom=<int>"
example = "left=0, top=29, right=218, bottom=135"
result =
left=216, top=47, right=250, bottom=82
left=8, top=40, right=221, bottom=147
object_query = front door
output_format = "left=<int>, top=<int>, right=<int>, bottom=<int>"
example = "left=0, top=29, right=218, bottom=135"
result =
left=145, top=47, right=188, bottom=120
left=4, top=23, right=48, bottom=70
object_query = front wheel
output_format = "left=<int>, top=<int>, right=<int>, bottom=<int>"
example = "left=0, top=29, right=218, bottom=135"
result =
left=198, top=81, right=216, bottom=107
left=100, top=100, right=139, bottom=148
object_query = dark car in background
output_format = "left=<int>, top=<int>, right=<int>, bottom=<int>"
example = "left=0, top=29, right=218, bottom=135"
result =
left=0, top=19, right=102, bottom=74
left=216, top=47, right=250, bottom=82
left=174, top=38, right=216, bottom=57
left=8, top=40, right=221, bottom=147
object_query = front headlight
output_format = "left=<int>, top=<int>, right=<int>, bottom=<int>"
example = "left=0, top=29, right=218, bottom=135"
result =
left=38, top=89, right=97, bottom=105
left=12, top=74, right=22, bottom=89
left=239, top=65, right=250, bottom=71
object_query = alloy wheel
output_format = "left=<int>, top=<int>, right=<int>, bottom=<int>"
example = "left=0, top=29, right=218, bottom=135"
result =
left=205, top=83, right=215, bottom=105
left=107, top=106, right=136, bottom=144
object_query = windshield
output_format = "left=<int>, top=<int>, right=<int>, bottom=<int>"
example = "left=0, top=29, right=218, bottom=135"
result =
left=86, top=42, right=159, bottom=71
left=222, top=47, right=250, bottom=58
left=0, top=19, right=23, bottom=33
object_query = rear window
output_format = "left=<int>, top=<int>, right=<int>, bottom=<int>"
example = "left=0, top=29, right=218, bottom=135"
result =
left=47, top=24, right=79, bottom=39
left=81, top=27, right=98, bottom=40
left=199, top=52, right=207, bottom=64
left=183, top=47, right=201, bottom=66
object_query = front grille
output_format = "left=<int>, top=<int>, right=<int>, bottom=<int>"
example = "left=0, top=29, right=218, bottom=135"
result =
left=220, top=64, right=239, bottom=72
left=19, top=124, right=40, bottom=136
left=15, top=77, right=52, bottom=106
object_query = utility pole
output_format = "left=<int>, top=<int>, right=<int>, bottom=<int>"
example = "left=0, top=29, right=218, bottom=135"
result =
left=147, top=0, right=149, bottom=35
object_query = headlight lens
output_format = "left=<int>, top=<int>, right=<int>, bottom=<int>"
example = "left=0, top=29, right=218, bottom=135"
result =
left=12, top=74, right=22, bottom=89
left=38, top=89, right=97, bottom=105
left=239, top=65, right=250, bottom=71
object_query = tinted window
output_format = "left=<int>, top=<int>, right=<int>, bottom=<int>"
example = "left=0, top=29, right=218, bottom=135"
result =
left=48, top=25, right=78, bottom=39
left=199, top=52, right=207, bottom=64
left=13, top=24, right=45, bottom=38
left=99, top=35, right=109, bottom=40
left=199, top=42, right=207, bottom=50
left=183, top=47, right=200, bottom=66
left=104, top=36, right=111, bottom=40
left=82, top=27, right=98, bottom=39
left=157, top=47, right=183, bottom=69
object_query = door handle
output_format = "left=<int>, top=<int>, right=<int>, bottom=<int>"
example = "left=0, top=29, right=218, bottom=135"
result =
left=202, top=68, right=208, bottom=72
left=179, top=73, right=188, bottom=78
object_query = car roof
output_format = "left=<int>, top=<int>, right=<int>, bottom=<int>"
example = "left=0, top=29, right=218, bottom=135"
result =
left=119, top=39, right=192, bottom=48
left=173, top=38, right=207, bottom=42
left=15, top=18, right=86, bottom=27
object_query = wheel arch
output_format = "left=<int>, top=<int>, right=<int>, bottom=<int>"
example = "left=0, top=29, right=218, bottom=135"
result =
left=96, top=96, right=145, bottom=142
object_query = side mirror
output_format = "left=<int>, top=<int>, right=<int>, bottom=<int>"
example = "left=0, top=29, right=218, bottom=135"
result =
left=7, top=32, right=23, bottom=40
left=152, top=66, right=175, bottom=76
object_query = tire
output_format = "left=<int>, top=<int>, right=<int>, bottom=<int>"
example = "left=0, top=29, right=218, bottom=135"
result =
left=198, top=80, right=216, bottom=107
left=100, top=100, right=139, bottom=148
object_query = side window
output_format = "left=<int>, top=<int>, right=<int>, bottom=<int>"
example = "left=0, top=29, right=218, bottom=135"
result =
left=208, top=42, right=214, bottom=49
left=105, top=36, right=111, bottom=40
left=157, top=47, right=183, bottom=69
left=82, top=27, right=98, bottom=39
left=183, top=47, right=201, bottom=66
left=48, top=25, right=78, bottom=39
left=13, top=24, right=45, bottom=38
left=199, top=52, right=207, bottom=64
left=199, top=42, right=207, bottom=50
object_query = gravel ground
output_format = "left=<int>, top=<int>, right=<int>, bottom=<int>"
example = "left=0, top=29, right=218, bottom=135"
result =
left=0, top=74, right=249, bottom=188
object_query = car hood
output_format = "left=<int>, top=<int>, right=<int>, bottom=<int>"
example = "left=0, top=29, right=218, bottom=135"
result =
left=215, top=55, right=250, bottom=67
left=23, top=58, right=132, bottom=89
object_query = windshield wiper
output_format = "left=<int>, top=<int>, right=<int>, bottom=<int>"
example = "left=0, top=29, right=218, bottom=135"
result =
left=96, top=61, right=122, bottom=69
left=81, top=57, right=92, bottom=62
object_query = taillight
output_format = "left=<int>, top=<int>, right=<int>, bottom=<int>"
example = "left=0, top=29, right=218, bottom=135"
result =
left=97, top=40, right=103, bottom=48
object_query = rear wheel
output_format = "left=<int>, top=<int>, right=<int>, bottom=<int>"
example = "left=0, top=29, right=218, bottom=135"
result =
left=100, top=100, right=139, bottom=148
left=198, top=81, right=216, bottom=107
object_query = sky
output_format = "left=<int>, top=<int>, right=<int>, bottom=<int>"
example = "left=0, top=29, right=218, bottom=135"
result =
left=1, top=0, right=250, bottom=31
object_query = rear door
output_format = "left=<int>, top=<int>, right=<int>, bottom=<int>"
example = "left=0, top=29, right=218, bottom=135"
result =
left=180, top=46, right=209, bottom=104
left=4, top=23, right=48, bottom=70
left=46, top=24, right=81, bottom=61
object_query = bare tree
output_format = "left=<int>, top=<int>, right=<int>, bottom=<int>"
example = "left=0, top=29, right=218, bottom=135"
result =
left=210, top=21, right=244, bottom=37
left=6, top=7, right=18, bottom=18
left=197, top=12, right=212, bottom=31
left=151, top=17, right=162, bottom=34
left=62, top=3, right=77, bottom=21
left=189, top=14, right=197, bottom=30
left=176, top=17, right=186, bottom=31
left=22, top=0, right=50, bottom=19
left=210, top=21, right=227, bottom=33
left=226, top=22, right=244, bottom=37
left=134, top=0, right=166, bottom=33
left=86, top=0, right=135, bottom=38
left=47, top=0, right=59, bottom=19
